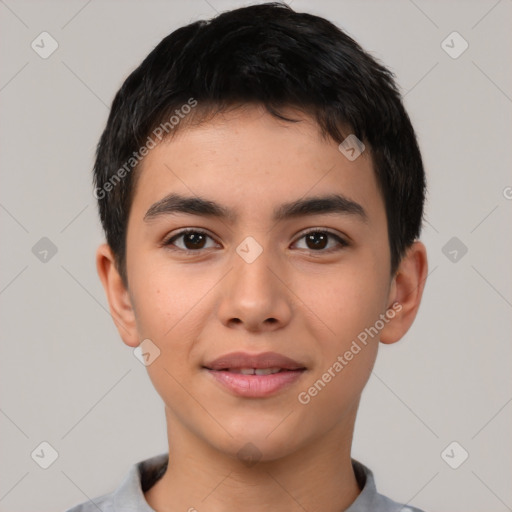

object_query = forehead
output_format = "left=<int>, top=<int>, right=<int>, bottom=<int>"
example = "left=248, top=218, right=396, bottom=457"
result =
left=129, top=105, right=384, bottom=226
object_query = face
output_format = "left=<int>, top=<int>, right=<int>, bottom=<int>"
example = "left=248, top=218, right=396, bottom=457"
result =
left=106, top=105, right=405, bottom=462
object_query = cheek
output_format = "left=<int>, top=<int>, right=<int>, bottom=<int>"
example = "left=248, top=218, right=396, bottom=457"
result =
left=129, top=255, right=201, bottom=339
left=300, top=262, right=389, bottom=344
left=127, top=257, right=213, bottom=393
left=295, top=270, right=383, bottom=422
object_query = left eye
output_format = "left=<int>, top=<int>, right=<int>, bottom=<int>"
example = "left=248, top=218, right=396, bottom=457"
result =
left=293, top=229, right=348, bottom=252
left=163, top=229, right=347, bottom=253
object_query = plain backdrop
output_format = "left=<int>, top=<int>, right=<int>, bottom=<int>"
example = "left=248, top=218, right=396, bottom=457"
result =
left=1, top=1, right=511, bottom=511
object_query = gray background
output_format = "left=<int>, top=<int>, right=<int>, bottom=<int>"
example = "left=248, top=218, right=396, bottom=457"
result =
left=1, top=1, right=511, bottom=511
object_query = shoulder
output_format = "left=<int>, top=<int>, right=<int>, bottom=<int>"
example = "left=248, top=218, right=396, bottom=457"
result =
left=63, top=452, right=168, bottom=512
left=372, top=492, right=427, bottom=512
left=63, top=491, right=113, bottom=512
left=348, top=459, right=428, bottom=512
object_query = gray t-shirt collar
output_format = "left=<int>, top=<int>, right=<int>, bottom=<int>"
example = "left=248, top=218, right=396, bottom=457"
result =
left=107, top=452, right=425, bottom=512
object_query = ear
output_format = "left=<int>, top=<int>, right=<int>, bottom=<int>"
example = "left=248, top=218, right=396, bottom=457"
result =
left=380, top=241, right=428, bottom=345
left=96, top=243, right=140, bottom=347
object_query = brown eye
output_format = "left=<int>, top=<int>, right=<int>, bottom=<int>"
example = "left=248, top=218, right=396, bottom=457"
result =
left=305, top=232, right=328, bottom=250
left=294, top=229, right=348, bottom=252
left=164, top=229, right=217, bottom=252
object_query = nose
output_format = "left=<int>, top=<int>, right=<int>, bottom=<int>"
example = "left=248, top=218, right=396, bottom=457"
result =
left=217, top=242, right=293, bottom=333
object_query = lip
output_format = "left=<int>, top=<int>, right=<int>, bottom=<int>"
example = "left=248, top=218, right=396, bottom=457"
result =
left=205, top=368, right=305, bottom=398
left=202, top=351, right=307, bottom=398
left=203, top=351, right=306, bottom=371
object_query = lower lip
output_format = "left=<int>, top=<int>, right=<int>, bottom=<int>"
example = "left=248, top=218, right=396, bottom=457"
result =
left=204, top=369, right=306, bottom=398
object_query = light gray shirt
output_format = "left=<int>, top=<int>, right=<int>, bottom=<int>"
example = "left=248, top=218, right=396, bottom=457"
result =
left=65, top=452, right=427, bottom=512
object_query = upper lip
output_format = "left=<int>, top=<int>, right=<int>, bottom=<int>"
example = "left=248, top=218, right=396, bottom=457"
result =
left=203, top=351, right=306, bottom=371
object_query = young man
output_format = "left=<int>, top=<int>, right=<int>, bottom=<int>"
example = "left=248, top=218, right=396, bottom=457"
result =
left=67, top=2, right=428, bottom=511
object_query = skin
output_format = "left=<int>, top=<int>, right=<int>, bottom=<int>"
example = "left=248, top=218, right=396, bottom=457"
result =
left=97, top=104, right=428, bottom=512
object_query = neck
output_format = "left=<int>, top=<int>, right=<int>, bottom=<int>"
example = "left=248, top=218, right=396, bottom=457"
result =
left=145, top=407, right=362, bottom=512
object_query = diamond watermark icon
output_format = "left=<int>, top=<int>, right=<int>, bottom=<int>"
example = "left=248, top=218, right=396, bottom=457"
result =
left=32, top=237, right=58, bottom=263
left=31, top=441, right=59, bottom=469
left=236, top=236, right=263, bottom=264
left=134, top=339, right=161, bottom=366
left=441, top=441, right=469, bottom=469
left=237, top=442, right=262, bottom=468
left=442, top=236, right=468, bottom=263
left=441, top=31, right=468, bottom=59
left=338, top=134, right=365, bottom=161
left=31, top=31, right=59, bottom=59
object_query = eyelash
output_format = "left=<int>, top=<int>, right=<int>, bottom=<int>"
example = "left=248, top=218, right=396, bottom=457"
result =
left=162, top=227, right=349, bottom=255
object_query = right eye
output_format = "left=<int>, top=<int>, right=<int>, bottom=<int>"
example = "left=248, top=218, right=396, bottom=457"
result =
left=163, top=229, right=220, bottom=253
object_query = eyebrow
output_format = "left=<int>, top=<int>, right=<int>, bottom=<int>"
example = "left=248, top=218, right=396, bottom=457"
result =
left=143, top=192, right=367, bottom=224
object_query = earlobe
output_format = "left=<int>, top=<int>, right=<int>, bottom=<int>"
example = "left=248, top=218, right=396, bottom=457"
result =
left=96, top=243, right=140, bottom=347
left=379, top=241, right=428, bottom=345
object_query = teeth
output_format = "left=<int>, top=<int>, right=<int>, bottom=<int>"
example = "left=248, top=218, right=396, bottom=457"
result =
left=228, top=367, right=282, bottom=375
left=255, top=367, right=281, bottom=375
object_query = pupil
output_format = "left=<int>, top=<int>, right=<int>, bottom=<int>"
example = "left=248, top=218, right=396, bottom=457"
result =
left=185, top=232, right=205, bottom=249
left=307, top=232, right=327, bottom=250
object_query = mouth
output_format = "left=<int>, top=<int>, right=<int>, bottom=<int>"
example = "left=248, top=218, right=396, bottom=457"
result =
left=211, top=367, right=302, bottom=375
left=202, top=351, right=307, bottom=398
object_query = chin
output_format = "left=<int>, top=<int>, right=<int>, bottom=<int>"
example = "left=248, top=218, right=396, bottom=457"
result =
left=211, top=422, right=306, bottom=464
